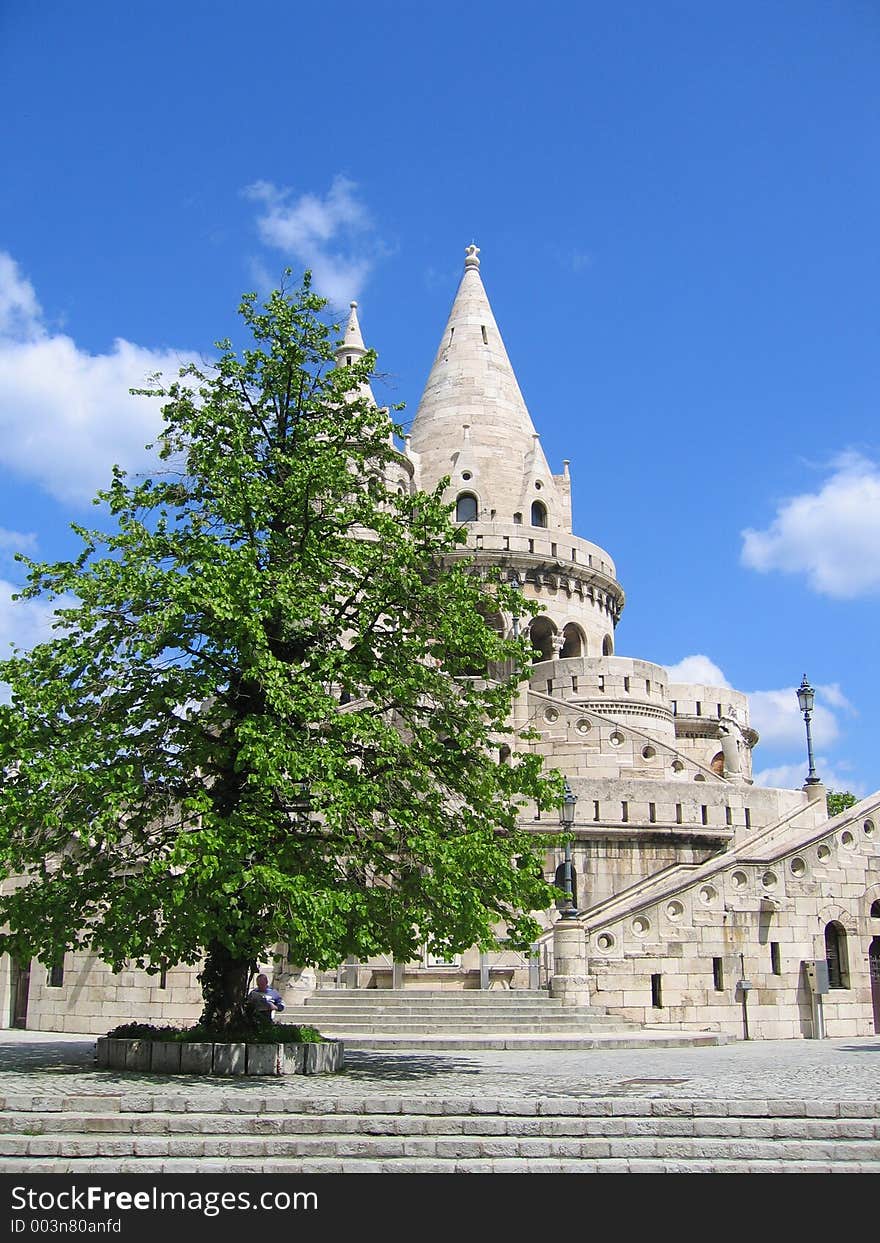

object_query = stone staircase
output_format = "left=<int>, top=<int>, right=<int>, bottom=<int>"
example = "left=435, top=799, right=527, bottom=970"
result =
left=281, top=989, right=724, bottom=1050
left=2, top=1093, right=878, bottom=1172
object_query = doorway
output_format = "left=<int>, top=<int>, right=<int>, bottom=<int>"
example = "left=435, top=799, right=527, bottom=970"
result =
left=870, top=938, right=880, bottom=1035
left=10, top=958, right=30, bottom=1029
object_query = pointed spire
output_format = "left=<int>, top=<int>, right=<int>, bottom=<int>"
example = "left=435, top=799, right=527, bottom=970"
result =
left=336, top=300, right=375, bottom=406
left=409, top=245, right=562, bottom=527
left=337, top=301, right=367, bottom=364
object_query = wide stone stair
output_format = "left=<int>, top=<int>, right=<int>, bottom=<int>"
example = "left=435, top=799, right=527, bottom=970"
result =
left=2, top=1093, right=878, bottom=1172
left=282, top=989, right=724, bottom=1050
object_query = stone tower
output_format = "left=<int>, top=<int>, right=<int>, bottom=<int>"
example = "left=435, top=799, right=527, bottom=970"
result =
left=406, top=244, right=624, bottom=667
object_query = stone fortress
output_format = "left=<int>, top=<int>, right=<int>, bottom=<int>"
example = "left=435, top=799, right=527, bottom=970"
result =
left=4, top=246, right=879, bottom=1041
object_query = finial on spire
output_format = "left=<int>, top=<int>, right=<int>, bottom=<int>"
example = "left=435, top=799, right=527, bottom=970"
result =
left=464, top=243, right=480, bottom=270
left=350, top=300, right=358, bottom=309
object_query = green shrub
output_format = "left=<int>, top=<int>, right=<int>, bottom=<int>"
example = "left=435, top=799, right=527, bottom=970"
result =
left=106, top=1021, right=324, bottom=1044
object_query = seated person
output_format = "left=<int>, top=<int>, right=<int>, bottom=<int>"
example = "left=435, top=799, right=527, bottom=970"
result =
left=246, top=973, right=285, bottom=1021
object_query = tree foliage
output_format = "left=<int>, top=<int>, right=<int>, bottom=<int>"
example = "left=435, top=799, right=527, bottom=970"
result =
left=0, top=276, right=561, bottom=1025
left=826, top=790, right=857, bottom=818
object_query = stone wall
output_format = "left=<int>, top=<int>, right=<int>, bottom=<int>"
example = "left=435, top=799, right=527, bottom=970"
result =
left=578, top=795, right=880, bottom=1039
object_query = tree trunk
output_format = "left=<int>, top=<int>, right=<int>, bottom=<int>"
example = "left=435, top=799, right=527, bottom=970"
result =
left=198, top=940, right=255, bottom=1031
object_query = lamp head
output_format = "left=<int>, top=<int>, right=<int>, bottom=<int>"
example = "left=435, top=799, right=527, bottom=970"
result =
left=560, top=778, right=578, bottom=826
left=796, top=674, right=815, bottom=715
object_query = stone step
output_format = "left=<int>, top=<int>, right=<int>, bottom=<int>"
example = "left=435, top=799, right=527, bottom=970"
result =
left=302, top=992, right=575, bottom=1005
left=23, top=1091, right=844, bottom=1117
left=292, top=1004, right=621, bottom=1014
left=2, top=1111, right=877, bottom=1140
left=288, top=1014, right=641, bottom=1024
left=1, top=1131, right=877, bottom=1163
left=4, top=1157, right=880, bottom=1174
left=305, top=1034, right=724, bottom=1049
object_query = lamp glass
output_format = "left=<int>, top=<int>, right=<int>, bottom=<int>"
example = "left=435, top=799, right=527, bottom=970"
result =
left=796, top=675, right=814, bottom=715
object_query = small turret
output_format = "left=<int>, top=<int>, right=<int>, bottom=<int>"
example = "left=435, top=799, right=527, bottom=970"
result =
left=336, top=301, right=377, bottom=407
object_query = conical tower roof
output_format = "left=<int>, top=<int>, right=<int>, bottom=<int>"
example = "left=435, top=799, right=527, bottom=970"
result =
left=336, top=300, right=376, bottom=406
left=408, top=245, right=565, bottom=529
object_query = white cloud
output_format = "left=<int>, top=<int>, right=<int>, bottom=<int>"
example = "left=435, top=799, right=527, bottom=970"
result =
left=0, top=577, right=64, bottom=656
left=244, top=177, right=380, bottom=307
left=753, top=758, right=866, bottom=797
left=0, top=253, right=42, bottom=340
left=747, top=686, right=842, bottom=750
left=816, top=682, right=856, bottom=713
left=0, top=578, right=77, bottom=704
left=741, top=452, right=880, bottom=598
left=0, top=252, right=200, bottom=504
left=665, top=655, right=854, bottom=769
left=665, top=654, right=730, bottom=687
left=0, top=528, right=37, bottom=556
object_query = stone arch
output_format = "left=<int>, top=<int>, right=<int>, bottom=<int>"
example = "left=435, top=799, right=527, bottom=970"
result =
left=528, top=616, right=557, bottom=662
left=455, top=492, right=478, bottom=523
left=602, top=634, right=613, bottom=656
left=560, top=623, right=587, bottom=659
left=531, top=499, right=547, bottom=528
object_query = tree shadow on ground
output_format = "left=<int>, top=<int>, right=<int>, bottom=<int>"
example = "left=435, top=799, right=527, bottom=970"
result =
left=0, top=1038, right=485, bottom=1086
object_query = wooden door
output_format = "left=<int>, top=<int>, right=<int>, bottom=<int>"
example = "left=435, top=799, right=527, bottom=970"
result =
left=11, top=959, right=30, bottom=1029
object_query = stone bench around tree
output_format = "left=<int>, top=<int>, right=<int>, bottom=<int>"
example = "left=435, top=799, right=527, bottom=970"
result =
left=95, top=1037, right=344, bottom=1076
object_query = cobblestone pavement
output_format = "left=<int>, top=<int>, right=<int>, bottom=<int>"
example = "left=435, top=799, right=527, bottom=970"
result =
left=2, top=1029, right=880, bottom=1104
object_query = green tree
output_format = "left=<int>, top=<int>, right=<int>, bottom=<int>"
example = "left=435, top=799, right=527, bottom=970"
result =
left=0, top=277, right=561, bottom=1031
left=826, top=790, right=857, bottom=817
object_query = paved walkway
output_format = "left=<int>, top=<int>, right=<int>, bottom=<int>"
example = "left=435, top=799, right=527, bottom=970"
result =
left=2, top=1028, right=880, bottom=1105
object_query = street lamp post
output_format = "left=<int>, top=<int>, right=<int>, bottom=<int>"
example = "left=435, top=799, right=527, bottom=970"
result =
left=559, top=778, right=578, bottom=919
left=796, top=675, right=821, bottom=786
left=549, top=777, right=588, bottom=1005
left=508, top=570, right=522, bottom=639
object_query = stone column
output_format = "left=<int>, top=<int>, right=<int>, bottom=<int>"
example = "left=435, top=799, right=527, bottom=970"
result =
left=549, top=918, right=589, bottom=1006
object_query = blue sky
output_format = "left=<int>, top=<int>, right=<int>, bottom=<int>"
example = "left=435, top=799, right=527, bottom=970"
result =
left=1, top=2, right=878, bottom=794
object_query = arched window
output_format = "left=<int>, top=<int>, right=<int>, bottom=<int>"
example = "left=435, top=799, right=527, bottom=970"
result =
left=560, top=623, right=586, bottom=659
left=499, top=744, right=511, bottom=765
left=710, top=752, right=725, bottom=776
left=602, top=634, right=613, bottom=656
left=513, top=512, right=523, bottom=525
left=531, top=500, right=547, bottom=527
left=825, top=921, right=849, bottom=989
left=455, top=493, right=478, bottom=523
left=528, top=617, right=557, bottom=662
left=871, top=900, right=880, bottom=919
